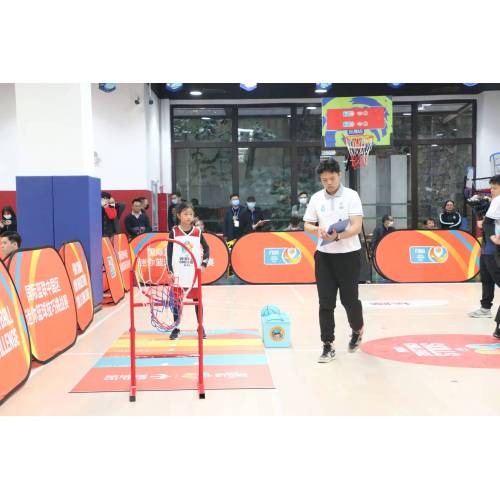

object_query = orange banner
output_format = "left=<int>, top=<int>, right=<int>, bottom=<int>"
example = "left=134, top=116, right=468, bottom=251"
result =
left=201, top=233, right=229, bottom=285
left=8, top=247, right=78, bottom=363
left=231, top=231, right=318, bottom=284
left=112, top=234, right=132, bottom=291
left=0, top=259, right=31, bottom=404
left=129, top=232, right=228, bottom=285
left=374, top=229, right=480, bottom=283
left=102, top=237, right=125, bottom=304
left=59, top=241, right=94, bottom=332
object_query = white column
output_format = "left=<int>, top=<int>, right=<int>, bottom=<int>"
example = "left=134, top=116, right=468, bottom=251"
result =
left=15, top=83, right=95, bottom=177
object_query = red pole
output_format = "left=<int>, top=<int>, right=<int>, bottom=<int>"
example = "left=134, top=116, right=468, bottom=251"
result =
left=197, top=268, right=205, bottom=399
left=129, top=266, right=137, bottom=402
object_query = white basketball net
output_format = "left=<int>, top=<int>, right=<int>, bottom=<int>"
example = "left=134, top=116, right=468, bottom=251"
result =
left=344, top=136, right=373, bottom=169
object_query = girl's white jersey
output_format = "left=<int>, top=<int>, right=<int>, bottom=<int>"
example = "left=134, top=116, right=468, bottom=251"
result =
left=171, top=226, right=202, bottom=288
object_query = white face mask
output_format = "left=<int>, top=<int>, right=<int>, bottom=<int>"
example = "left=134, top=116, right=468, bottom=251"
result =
left=299, top=197, right=308, bottom=205
left=231, top=199, right=240, bottom=207
left=247, top=202, right=256, bottom=209
left=171, top=198, right=178, bottom=205
left=3, top=214, right=12, bottom=220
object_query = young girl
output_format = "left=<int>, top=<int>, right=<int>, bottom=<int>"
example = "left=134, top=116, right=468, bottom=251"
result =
left=167, top=202, right=209, bottom=340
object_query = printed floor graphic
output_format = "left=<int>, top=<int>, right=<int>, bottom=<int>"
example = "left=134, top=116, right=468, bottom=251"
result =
left=361, top=334, right=500, bottom=368
left=71, top=329, right=275, bottom=393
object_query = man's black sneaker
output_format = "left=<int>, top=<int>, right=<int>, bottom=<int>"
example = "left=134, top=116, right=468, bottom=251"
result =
left=318, top=342, right=335, bottom=363
left=348, top=328, right=364, bottom=352
left=493, top=328, right=500, bottom=340
left=169, top=328, right=180, bottom=340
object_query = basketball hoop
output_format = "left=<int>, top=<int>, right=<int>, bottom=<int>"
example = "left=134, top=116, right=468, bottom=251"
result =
left=344, top=136, right=373, bottom=169
left=142, top=276, right=185, bottom=333
left=129, top=238, right=205, bottom=401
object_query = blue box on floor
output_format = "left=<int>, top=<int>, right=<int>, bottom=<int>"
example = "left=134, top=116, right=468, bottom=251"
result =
left=261, top=305, right=291, bottom=348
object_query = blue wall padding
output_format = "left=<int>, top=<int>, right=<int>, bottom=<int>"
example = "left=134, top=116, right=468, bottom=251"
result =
left=16, top=176, right=54, bottom=249
left=52, top=176, right=103, bottom=305
left=16, top=175, right=103, bottom=305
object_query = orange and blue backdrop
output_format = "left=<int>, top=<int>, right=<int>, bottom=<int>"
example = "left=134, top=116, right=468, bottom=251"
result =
left=8, top=247, right=78, bottom=363
left=102, top=237, right=125, bottom=304
left=129, top=232, right=229, bottom=285
left=374, top=229, right=480, bottom=283
left=231, top=231, right=318, bottom=284
left=59, top=241, right=94, bottom=332
left=0, top=259, right=31, bottom=404
left=112, top=234, right=132, bottom=291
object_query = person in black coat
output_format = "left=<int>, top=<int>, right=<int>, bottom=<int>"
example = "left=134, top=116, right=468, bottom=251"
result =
left=370, top=214, right=395, bottom=254
left=241, top=196, right=266, bottom=235
left=0, top=206, right=17, bottom=235
left=101, top=192, right=126, bottom=237
left=439, top=200, right=462, bottom=229
left=168, top=191, right=182, bottom=230
left=223, top=193, right=246, bottom=241
left=124, top=198, right=152, bottom=239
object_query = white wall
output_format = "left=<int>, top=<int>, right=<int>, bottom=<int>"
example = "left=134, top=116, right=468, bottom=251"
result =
left=0, top=84, right=18, bottom=190
left=145, top=84, right=162, bottom=190
left=92, top=83, right=149, bottom=190
left=160, top=98, right=172, bottom=193
left=477, top=90, right=500, bottom=178
left=15, top=83, right=95, bottom=177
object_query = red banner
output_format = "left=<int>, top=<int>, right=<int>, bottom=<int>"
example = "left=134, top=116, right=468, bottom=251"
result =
left=374, top=229, right=480, bottom=283
left=59, top=241, right=94, bottom=332
left=0, top=259, right=31, bottom=404
left=231, top=231, right=318, bottom=284
left=112, top=234, right=132, bottom=291
left=102, top=237, right=125, bottom=304
left=8, top=247, right=78, bottom=363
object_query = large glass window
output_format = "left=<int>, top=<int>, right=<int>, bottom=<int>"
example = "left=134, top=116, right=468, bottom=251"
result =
left=174, top=148, right=232, bottom=232
left=359, top=146, right=412, bottom=233
left=171, top=100, right=475, bottom=235
left=296, top=105, right=322, bottom=141
left=393, top=104, right=412, bottom=140
left=238, top=147, right=291, bottom=230
left=238, top=107, right=291, bottom=142
left=417, top=143, right=472, bottom=223
left=173, top=108, right=232, bottom=143
left=417, top=102, right=473, bottom=139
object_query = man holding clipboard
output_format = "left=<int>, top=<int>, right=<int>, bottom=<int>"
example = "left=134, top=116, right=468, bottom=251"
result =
left=303, top=157, right=365, bottom=363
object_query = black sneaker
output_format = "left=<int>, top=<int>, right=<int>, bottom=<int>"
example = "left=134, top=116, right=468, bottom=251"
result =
left=169, top=328, right=180, bottom=340
left=348, top=328, right=364, bottom=352
left=318, top=342, right=335, bottom=363
left=493, top=328, right=500, bottom=340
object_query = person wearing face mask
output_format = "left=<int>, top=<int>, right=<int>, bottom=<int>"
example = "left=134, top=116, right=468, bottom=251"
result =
left=101, top=192, right=125, bottom=237
left=168, top=191, right=182, bottom=230
left=223, top=193, right=246, bottom=241
left=241, top=196, right=266, bottom=235
left=370, top=214, right=395, bottom=255
left=291, top=192, right=309, bottom=229
left=0, top=206, right=17, bottom=235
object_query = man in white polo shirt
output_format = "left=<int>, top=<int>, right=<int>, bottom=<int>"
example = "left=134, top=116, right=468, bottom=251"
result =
left=303, top=157, right=365, bottom=363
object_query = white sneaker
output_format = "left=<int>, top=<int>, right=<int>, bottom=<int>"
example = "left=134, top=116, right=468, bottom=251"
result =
left=468, top=308, right=492, bottom=318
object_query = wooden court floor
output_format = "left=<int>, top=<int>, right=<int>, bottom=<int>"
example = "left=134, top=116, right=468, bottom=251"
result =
left=1, top=282, right=500, bottom=416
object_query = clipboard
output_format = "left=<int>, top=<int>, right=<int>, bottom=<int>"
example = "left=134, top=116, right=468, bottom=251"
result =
left=320, top=219, right=349, bottom=246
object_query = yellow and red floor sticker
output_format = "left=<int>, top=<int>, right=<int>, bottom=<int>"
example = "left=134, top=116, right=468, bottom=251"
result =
left=71, top=329, right=275, bottom=393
